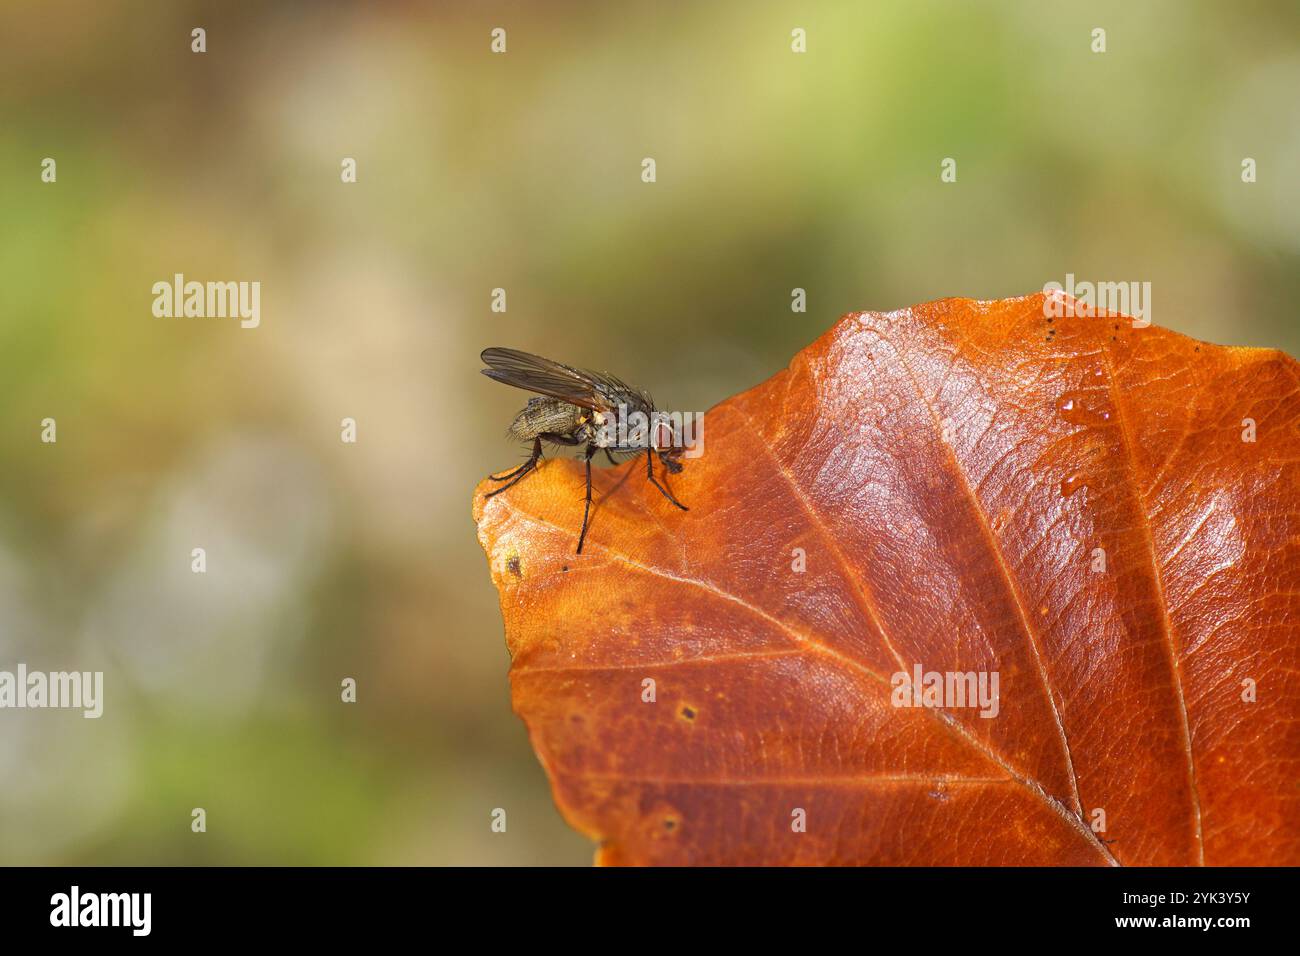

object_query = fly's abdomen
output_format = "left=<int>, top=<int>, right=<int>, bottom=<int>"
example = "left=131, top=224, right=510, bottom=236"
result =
left=508, top=397, right=584, bottom=441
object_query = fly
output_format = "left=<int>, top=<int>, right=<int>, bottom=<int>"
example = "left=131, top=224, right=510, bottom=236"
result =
left=480, top=347, right=688, bottom=553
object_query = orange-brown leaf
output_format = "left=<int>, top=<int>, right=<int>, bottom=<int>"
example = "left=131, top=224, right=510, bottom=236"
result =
left=473, top=294, right=1300, bottom=866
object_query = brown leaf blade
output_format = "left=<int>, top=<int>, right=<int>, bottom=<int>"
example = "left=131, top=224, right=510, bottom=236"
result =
left=473, top=294, right=1300, bottom=865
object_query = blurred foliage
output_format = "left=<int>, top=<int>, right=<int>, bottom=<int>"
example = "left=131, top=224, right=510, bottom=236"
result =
left=0, top=0, right=1296, bottom=864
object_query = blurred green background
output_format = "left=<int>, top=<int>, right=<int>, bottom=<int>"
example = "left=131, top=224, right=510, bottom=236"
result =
left=0, top=0, right=1296, bottom=864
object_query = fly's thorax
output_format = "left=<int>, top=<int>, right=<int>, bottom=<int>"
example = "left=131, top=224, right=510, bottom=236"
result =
left=588, top=409, right=613, bottom=448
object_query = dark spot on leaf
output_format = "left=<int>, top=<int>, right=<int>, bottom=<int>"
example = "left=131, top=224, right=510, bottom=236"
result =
left=507, top=556, right=521, bottom=577
left=679, top=705, right=697, bottom=721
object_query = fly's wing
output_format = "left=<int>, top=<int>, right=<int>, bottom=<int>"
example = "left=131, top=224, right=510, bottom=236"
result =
left=481, top=347, right=650, bottom=413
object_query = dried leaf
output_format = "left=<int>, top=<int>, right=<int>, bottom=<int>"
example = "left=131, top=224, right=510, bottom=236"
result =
left=473, top=294, right=1300, bottom=865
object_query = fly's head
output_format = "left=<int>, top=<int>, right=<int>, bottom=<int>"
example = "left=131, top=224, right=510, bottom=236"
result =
left=651, top=417, right=686, bottom=473
left=659, top=449, right=684, bottom=474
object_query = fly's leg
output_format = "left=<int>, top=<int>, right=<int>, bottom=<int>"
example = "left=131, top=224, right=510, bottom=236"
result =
left=646, top=448, right=688, bottom=511
left=603, top=448, right=621, bottom=467
left=577, top=445, right=597, bottom=554
left=485, top=437, right=543, bottom=496
left=489, top=437, right=543, bottom=483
